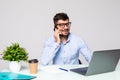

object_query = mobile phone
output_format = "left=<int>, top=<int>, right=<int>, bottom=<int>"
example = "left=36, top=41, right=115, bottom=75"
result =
left=55, top=28, right=62, bottom=36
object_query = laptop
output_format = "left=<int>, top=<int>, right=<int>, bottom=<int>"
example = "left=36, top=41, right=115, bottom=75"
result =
left=0, top=72, right=36, bottom=80
left=70, top=49, right=120, bottom=76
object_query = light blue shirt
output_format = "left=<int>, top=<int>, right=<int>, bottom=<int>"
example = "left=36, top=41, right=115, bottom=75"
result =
left=40, top=33, right=92, bottom=65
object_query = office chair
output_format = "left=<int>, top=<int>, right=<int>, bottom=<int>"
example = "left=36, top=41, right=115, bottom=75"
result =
left=79, top=59, right=82, bottom=64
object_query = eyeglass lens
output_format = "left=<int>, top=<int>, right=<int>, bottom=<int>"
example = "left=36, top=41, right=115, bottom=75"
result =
left=57, top=22, right=71, bottom=27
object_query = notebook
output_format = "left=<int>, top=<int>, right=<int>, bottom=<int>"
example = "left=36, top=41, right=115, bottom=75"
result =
left=70, top=49, right=120, bottom=76
left=0, top=72, right=36, bottom=80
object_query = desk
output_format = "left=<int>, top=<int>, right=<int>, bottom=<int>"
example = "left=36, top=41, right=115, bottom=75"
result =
left=2, top=64, right=120, bottom=80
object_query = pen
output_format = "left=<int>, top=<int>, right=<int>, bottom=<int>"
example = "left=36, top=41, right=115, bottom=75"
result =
left=59, top=68, right=68, bottom=72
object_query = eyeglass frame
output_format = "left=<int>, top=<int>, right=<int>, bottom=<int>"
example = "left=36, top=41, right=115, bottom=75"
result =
left=55, top=22, right=71, bottom=28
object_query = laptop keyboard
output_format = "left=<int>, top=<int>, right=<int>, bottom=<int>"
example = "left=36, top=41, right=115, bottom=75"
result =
left=70, top=67, right=88, bottom=75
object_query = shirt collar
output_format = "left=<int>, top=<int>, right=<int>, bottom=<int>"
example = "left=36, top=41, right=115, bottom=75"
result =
left=63, top=33, right=71, bottom=45
left=67, top=33, right=71, bottom=42
left=53, top=33, right=72, bottom=44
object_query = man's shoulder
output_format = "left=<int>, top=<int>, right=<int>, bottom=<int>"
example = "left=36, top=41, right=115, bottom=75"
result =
left=43, top=35, right=55, bottom=44
left=69, top=33, right=86, bottom=45
left=69, top=33, right=82, bottom=39
left=69, top=33, right=85, bottom=43
left=46, top=35, right=55, bottom=41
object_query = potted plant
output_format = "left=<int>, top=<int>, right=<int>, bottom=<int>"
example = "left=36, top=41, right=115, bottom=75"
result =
left=2, top=42, right=28, bottom=72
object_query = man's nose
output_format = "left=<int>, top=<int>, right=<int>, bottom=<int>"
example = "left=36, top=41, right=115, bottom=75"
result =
left=64, top=25, right=69, bottom=29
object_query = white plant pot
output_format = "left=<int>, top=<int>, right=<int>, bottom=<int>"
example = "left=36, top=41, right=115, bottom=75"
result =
left=9, top=61, right=21, bottom=72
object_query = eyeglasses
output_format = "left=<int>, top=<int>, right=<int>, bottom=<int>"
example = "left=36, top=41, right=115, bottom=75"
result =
left=56, top=22, right=71, bottom=28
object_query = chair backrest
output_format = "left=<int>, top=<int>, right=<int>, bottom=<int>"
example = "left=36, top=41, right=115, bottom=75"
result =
left=79, top=59, right=82, bottom=64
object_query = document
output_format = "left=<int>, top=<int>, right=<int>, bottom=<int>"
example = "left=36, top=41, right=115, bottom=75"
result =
left=0, top=72, right=36, bottom=80
left=40, top=65, right=69, bottom=73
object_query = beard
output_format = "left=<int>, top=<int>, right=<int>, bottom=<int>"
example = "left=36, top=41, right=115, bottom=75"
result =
left=59, top=29, right=70, bottom=38
left=59, top=34, right=68, bottom=37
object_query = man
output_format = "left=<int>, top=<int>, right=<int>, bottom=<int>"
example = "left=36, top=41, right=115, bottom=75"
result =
left=40, top=12, right=92, bottom=65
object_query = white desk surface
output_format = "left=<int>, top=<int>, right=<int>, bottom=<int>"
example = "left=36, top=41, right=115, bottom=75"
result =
left=2, top=64, right=120, bottom=80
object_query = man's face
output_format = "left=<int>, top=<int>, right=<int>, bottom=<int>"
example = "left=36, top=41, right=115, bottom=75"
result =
left=56, top=19, right=71, bottom=36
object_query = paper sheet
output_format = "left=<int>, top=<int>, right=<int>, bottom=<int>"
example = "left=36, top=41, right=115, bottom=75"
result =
left=40, top=65, right=69, bottom=73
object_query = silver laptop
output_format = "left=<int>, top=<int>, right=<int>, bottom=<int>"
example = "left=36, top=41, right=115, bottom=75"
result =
left=70, top=49, right=120, bottom=76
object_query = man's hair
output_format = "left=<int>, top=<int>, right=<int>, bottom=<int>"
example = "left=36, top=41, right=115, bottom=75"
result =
left=53, top=12, right=69, bottom=31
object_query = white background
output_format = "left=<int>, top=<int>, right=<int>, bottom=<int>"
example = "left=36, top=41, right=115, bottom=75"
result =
left=0, top=0, right=120, bottom=70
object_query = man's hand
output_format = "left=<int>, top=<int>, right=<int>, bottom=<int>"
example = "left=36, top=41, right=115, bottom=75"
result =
left=54, top=28, right=61, bottom=45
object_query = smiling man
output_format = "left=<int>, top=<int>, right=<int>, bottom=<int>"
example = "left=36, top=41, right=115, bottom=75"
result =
left=40, top=12, right=92, bottom=65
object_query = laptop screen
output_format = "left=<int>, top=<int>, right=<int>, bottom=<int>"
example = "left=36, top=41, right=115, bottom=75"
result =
left=70, top=49, right=120, bottom=76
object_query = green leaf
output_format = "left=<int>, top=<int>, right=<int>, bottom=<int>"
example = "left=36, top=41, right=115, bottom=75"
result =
left=1, top=42, right=28, bottom=62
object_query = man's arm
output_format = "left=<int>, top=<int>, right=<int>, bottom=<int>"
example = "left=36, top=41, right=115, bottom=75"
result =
left=40, top=28, right=62, bottom=65
left=78, top=38, right=93, bottom=63
left=40, top=39, right=60, bottom=65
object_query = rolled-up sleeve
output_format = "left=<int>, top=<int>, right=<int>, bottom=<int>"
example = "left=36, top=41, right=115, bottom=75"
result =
left=40, top=37, right=61, bottom=65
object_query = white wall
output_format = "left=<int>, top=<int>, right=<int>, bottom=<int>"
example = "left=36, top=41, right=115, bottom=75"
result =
left=0, top=0, right=120, bottom=69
